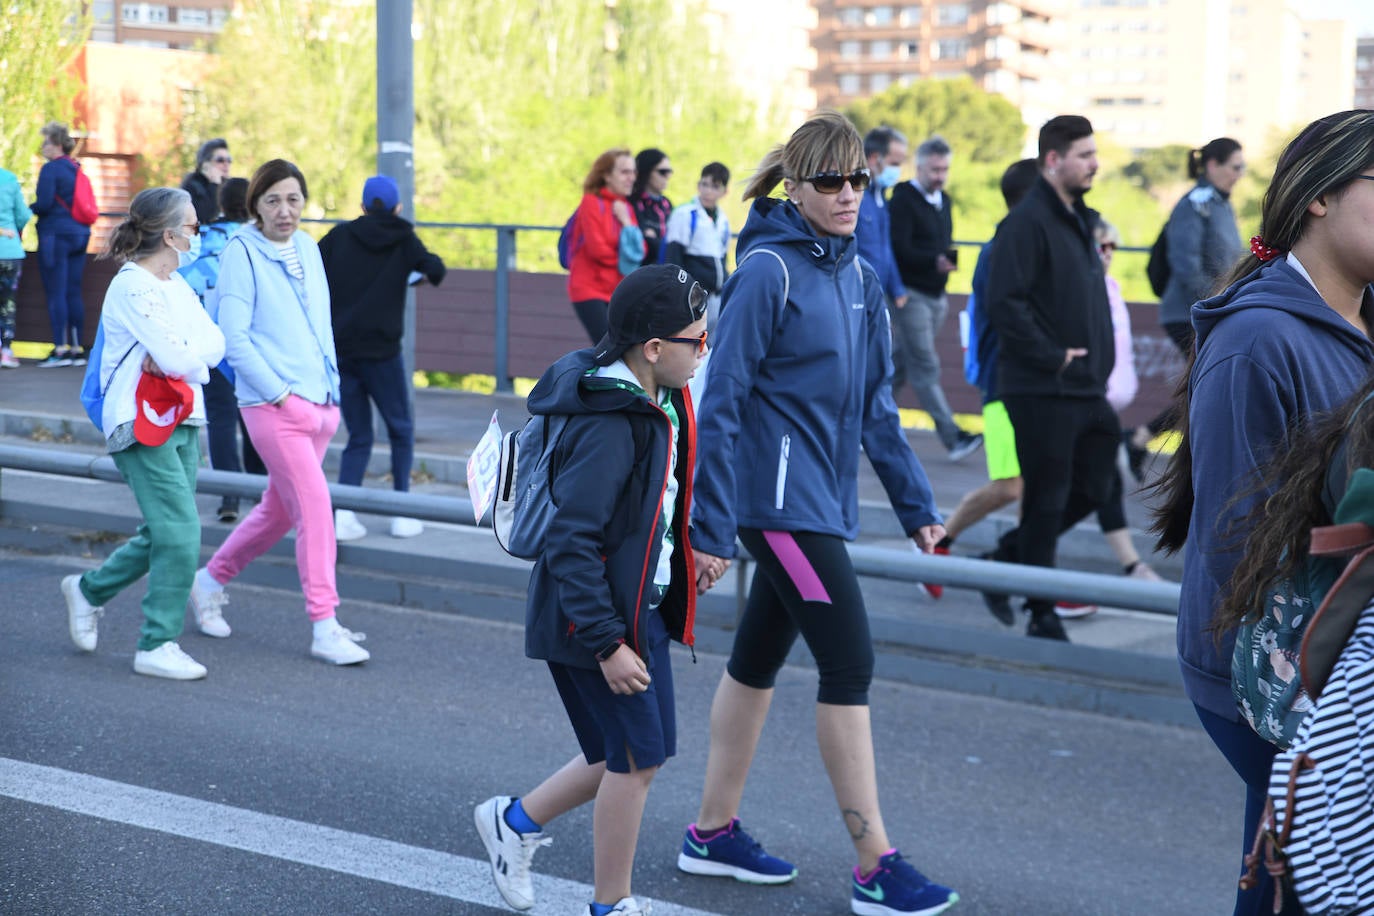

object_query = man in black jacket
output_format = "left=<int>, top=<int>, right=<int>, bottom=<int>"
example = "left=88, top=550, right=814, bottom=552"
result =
left=889, top=135, right=982, bottom=462
left=984, top=115, right=1120, bottom=641
left=319, top=175, right=446, bottom=540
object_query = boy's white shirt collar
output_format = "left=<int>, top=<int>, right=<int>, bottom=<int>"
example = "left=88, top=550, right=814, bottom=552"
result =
left=594, top=358, right=669, bottom=404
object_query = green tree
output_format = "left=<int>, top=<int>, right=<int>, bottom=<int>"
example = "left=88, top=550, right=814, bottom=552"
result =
left=174, top=0, right=783, bottom=269
left=0, top=2, right=90, bottom=186
left=845, top=77, right=1025, bottom=165
left=148, top=0, right=377, bottom=220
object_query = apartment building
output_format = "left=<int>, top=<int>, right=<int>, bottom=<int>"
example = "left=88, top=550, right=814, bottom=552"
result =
left=90, top=0, right=232, bottom=48
left=1061, top=0, right=1353, bottom=153
left=810, top=0, right=1068, bottom=126
left=1353, top=36, right=1374, bottom=109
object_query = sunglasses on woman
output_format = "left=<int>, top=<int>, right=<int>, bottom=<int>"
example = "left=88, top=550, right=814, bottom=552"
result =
left=801, top=169, right=871, bottom=194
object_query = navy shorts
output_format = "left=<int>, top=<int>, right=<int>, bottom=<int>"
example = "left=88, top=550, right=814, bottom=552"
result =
left=548, top=609, right=676, bottom=774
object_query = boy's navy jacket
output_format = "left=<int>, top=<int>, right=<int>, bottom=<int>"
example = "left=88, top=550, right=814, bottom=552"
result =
left=523, top=348, right=697, bottom=670
left=1179, top=257, right=1374, bottom=720
left=319, top=211, right=446, bottom=361
left=984, top=177, right=1113, bottom=399
left=691, top=197, right=941, bottom=559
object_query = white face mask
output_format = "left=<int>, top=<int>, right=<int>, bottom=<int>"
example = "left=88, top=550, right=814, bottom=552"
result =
left=176, top=229, right=202, bottom=269
left=876, top=164, right=901, bottom=189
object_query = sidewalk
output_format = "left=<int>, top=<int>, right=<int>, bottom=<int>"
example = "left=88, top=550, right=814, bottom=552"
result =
left=0, top=359, right=1178, bottom=575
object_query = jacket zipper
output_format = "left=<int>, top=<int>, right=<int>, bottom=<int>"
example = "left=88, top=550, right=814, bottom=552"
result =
left=775, top=433, right=790, bottom=510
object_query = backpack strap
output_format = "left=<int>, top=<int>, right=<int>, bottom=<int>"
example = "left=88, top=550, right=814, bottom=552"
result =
left=1310, top=522, right=1374, bottom=556
left=1300, top=544, right=1374, bottom=697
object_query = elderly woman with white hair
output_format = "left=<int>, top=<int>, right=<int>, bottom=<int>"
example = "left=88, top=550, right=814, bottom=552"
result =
left=61, top=186, right=225, bottom=680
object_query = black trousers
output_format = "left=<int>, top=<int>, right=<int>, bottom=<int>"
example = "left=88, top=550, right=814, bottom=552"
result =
left=202, top=368, right=265, bottom=480
left=1000, top=394, right=1120, bottom=616
left=1144, top=321, right=1195, bottom=437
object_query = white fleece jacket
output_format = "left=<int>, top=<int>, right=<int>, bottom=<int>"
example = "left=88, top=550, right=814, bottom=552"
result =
left=97, top=261, right=226, bottom=439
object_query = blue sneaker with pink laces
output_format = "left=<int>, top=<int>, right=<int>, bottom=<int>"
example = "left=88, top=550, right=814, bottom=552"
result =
left=677, top=817, right=797, bottom=884
left=851, top=849, right=958, bottom=916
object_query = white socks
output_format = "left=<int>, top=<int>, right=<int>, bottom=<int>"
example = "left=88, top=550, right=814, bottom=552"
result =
left=196, top=567, right=224, bottom=593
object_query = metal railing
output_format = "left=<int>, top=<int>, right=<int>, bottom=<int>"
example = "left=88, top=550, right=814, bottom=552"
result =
left=0, top=443, right=1180, bottom=616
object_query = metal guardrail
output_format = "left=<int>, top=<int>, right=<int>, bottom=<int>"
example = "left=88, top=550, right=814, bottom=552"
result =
left=0, top=442, right=1180, bottom=615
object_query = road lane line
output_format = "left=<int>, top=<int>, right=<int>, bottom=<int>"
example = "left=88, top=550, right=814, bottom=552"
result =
left=0, top=756, right=722, bottom=915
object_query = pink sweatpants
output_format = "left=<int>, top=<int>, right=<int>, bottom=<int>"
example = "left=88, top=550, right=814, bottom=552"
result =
left=207, top=396, right=341, bottom=621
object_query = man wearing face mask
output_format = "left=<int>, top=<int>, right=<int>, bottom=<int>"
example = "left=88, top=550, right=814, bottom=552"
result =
left=855, top=127, right=908, bottom=315
left=890, top=135, right=982, bottom=466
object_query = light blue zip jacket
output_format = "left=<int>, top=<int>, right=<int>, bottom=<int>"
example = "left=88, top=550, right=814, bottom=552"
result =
left=690, top=197, right=941, bottom=558
left=209, top=223, right=339, bottom=407
left=0, top=169, right=32, bottom=260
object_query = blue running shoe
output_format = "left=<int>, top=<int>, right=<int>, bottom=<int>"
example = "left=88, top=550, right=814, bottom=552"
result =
left=676, top=817, right=797, bottom=884
left=851, top=849, right=958, bottom=916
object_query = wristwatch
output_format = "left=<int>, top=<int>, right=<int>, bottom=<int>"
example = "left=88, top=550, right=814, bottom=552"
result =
left=594, top=638, right=625, bottom=663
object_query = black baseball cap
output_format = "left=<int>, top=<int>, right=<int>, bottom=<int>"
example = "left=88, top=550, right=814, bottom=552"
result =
left=592, top=265, right=708, bottom=366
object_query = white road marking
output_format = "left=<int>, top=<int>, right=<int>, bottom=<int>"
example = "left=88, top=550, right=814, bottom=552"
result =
left=0, top=756, right=723, bottom=916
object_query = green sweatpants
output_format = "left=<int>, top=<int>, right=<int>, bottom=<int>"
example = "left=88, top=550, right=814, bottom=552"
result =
left=80, top=425, right=202, bottom=652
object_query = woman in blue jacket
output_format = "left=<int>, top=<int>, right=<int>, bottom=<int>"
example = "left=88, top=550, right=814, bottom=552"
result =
left=677, top=111, right=957, bottom=916
left=30, top=121, right=92, bottom=367
left=1125, top=137, right=1245, bottom=477
left=1154, top=110, right=1374, bottom=916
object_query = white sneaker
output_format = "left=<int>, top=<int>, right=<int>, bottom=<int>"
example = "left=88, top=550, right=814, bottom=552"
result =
left=311, top=626, right=371, bottom=665
left=390, top=516, right=423, bottom=538
left=133, top=642, right=208, bottom=680
left=62, top=574, right=101, bottom=652
left=335, top=509, right=368, bottom=541
left=188, top=570, right=231, bottom=638
left=606, top=897, right=650, bottom=915
left=473, top=796, right=551, bottom=911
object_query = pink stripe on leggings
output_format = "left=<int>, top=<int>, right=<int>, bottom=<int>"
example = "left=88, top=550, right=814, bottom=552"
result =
left=762, top=530, right=833, bottom=604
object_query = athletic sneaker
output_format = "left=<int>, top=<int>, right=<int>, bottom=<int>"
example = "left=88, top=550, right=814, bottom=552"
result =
left=69, top=347, right=87, bottom=367
left=62, top=574, right=101, bottom=652
left=133, top=641, right=208, bottom=680
left=920, top=545, right=947, bottom=600
left=851, top=850, right=958, bottom=916
left=976, top=551, right=1015, bottom=627
left=311, top=625, right=370, bottom=665
left=595, top=897, right=649, bottom=915
left=335, top=509, right=368, bottom=541
left=1026, top=608, right=1070, bottom=642
left=677, top=818, right=797, bottom=884
left=37, top=348, right=72, bottom=368
left=390, top=516, right=423, bottom=538
left=188, top=571, right=231, bottom=638
left=947, top=433, right=983, bottom=464
left=0, top=347, right=19, bottom=369
left=474, top=795, right=552, bottom=911
left=1054, top=601, right=1098, bottom=620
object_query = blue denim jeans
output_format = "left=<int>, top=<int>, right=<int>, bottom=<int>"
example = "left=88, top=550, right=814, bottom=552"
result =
left=337, top=353, right=414, bottom=491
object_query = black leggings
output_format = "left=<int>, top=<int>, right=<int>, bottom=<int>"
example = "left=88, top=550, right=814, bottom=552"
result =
left=728, top=529, right=873, bottom=706
left=571, top=298, right=609, bottom=346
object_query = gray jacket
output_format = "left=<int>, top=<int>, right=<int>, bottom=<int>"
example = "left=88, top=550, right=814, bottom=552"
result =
left=1158, top=181, right=1242, bottom=327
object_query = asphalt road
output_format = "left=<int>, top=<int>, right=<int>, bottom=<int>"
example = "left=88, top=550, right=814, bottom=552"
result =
left=1, top=548, right=1239, bottom=915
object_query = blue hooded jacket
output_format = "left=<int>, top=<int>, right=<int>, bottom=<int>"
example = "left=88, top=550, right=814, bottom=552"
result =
left=1179, top=257, right=1374, bottom=719
left=523, top=349, right=696, bottom=670
left=690, top=197, right=941, bottom=558
left=31, top=156, right=89, bottom=238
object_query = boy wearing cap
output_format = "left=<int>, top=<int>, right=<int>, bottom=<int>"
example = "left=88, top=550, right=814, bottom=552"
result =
left=318, top=175, right=446, bottom=541
left=474, top=265, right=712, bottom=916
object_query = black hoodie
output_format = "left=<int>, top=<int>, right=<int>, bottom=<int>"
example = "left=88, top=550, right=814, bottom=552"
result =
left=984, top=177, right=1113, bottom=399
left=319, top=211, right=446, bottom=361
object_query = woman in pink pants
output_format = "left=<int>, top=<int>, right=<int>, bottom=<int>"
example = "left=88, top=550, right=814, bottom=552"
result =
left=187, top=159, right=369, bottom=666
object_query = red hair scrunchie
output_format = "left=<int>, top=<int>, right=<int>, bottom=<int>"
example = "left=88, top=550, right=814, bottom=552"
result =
left=1250, top=235, right=1282, bottom=262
